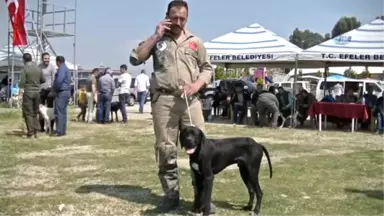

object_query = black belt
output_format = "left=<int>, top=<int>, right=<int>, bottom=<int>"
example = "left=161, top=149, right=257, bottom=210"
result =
left=156, top=88, right=177, bottom=95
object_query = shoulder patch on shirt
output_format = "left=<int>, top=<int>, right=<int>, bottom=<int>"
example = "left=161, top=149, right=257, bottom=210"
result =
left=156, top=41, right=167, bottom=52
left=188, top=41, right=198, bottom=51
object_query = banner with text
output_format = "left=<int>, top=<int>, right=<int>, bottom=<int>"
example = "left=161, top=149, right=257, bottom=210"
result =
left=321, top=53, right=384, bottom=61
left=209, top=54, right=274, bottom=62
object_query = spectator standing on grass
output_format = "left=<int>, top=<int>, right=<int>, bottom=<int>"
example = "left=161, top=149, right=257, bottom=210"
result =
left=38, top=52, right=56, bottom=132
left=53, top=56, right=72, bottom=137
left=118, top=64, right=131, bottom=123
left=135, top=69, right=150, bottom=113
left=85, top=68, right=99, bottom=123
left=375, top=94, right=384, bottom=134
left=19, top=53, right=45, bottom=138
left=98, top=68, right=115, bottom=124
left=76, top=86, right=87, bottom=122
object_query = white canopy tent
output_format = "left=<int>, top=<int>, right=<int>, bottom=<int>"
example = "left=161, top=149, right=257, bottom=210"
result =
left=299, top=19, right=384, bottom=67
left=204, top=23, right=302, bottom=68
left=0, top=46, right=77, bottom=71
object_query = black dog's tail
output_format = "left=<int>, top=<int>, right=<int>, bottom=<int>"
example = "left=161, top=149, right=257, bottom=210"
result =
left=261, top=145, right=273, bottom=178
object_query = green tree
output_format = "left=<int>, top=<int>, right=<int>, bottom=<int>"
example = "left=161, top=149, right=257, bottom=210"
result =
left=324, top=33, right=331, bottom=41
left=358, top=70, right=371, bottom=79
left=331, top=17, right=361, bottom=38
left=289, top=28, right=325, bottom=49
left=214, top=66, right=226, bottom=80
left=344, top=68, right=358, bottom=79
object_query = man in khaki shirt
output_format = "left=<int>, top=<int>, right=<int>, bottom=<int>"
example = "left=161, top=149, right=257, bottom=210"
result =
left=85, top=68, right=99, bottom=122
left=129, top=0, right=214, bottom=214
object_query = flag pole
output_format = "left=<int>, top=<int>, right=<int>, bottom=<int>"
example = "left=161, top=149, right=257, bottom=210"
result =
left=11, top=46, right=15, bottom=104
left=7, top=17, right=11, bottom=100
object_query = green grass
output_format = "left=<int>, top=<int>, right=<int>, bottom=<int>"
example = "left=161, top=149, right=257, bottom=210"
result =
left=0, top=107, right=383, bottom=216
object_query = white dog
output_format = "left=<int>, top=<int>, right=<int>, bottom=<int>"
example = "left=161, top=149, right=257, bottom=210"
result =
left=9, top=94, right=21, bottom=109
left=39, top=104, right=55, bottom=134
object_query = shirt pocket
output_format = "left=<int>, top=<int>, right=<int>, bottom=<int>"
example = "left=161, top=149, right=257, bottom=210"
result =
left=183, top=47, right=198, bottom=60
left=181, top=47, right=199, bottom=81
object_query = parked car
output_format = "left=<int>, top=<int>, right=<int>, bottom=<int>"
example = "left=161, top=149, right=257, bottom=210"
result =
left=113, top=77, right=150, bottom=106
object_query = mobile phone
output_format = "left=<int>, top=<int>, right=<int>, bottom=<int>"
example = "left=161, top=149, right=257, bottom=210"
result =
left=165, top=15, right=171, bottom=31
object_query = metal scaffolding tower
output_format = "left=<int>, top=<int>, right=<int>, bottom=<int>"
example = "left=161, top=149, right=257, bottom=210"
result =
left=7, top=0, right=78, bottom=99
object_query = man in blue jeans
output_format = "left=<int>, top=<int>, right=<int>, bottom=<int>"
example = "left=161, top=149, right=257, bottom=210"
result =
left=53, top=56, right=72, bottom=137
left=97, top=68, right=115, bottom=124
left=134, top=69, right=150, bottom=113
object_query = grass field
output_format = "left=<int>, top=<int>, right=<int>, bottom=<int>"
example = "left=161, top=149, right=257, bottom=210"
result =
left=0, top=107, right=383, bottom=216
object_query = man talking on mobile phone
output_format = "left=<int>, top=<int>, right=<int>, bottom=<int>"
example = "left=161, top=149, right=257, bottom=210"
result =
left=129, top=0, right=214, bottom=214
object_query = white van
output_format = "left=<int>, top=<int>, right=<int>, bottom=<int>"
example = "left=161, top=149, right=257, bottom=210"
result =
left=315, top=78, right=384, bottom=101
left=274, top=81, right=311, bottom=93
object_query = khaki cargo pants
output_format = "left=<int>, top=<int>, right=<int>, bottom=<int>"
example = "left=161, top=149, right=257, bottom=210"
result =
left=151, top=93, right=204, bottom=199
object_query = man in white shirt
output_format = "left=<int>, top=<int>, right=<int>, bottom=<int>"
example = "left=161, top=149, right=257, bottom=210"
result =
left=118, top=64, right=131, bottom=123
left=333, top=82, right=344, bottom=97
left=135, top=69, right=150, bottom=113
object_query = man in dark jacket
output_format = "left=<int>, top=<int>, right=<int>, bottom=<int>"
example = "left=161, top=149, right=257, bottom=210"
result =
left=256, top=88, right=279, bottom=127
left=230, top=83, right=249, bottom=124
left=53, top=56, right=72, bottom=136
left=250, top=84, right=263, bottom=125
left=19, top=53, right=46, bottom=138
left=276, top=86, right=293, bottom=118
left=375, top=95, right=384, bottom=134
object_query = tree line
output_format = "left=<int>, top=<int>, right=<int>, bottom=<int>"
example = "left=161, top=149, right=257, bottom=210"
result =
left=289, top=16, right=383, bottom=49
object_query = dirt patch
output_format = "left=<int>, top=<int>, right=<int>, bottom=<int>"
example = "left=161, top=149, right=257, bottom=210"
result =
left=17, top=145, right=120, bottom=159
left=270, top=149, right=356, bottom=164
left=63, top=165, right=102, bottom=173
left=6, top=165, right=59, bottom=190
left=7, top=190, right=59, bottom=197
left=177, top=149, right=356, bottom=170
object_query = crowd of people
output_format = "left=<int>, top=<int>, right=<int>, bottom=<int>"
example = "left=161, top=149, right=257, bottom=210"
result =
left=213, top=80, right=383, bottom=133
left=19, top=52, right=71, bottom=137
left=213, top=83, right=314, bottom=128
left=77, top=66, right=150, bottom=124
left=17, top=51, right=151, bottom=138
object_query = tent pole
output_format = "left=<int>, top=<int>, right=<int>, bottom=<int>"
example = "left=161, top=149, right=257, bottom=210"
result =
left=290, top=53, right=298, bottom=127
left=323, top=64, right=329, bottom=97
left=11, top=46, right=15, bottom=107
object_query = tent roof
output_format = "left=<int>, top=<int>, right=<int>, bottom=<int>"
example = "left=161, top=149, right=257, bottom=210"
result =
left=299, top=19, right=384, bottom=66
left=326, top=74, right=355, bottom=81
left=288, top=66, right=384, bottom=76
left=204, top=23, right=302, bottom=64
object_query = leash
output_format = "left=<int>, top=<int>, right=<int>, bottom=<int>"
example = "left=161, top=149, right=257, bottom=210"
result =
left=184, top=92, right=193, bottom=126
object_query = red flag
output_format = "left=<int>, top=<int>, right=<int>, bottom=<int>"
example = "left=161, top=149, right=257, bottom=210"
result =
left=6, top=0, right=28, bottom=46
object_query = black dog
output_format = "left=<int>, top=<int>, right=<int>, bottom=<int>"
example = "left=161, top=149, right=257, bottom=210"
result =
left=179, top=126, right=272, bottom=216
left=110, top=101, right=121, bottom=122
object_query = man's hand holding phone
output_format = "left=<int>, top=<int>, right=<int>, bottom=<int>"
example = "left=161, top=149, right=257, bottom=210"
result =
left=155, top=19, right=172, bottom=38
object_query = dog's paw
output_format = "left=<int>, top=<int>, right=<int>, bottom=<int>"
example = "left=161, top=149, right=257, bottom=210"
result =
left=250, top=212, right=260, bottom=216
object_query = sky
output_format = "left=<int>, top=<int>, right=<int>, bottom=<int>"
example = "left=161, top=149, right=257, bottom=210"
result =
left=0, top=0, right=383, bottom=76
